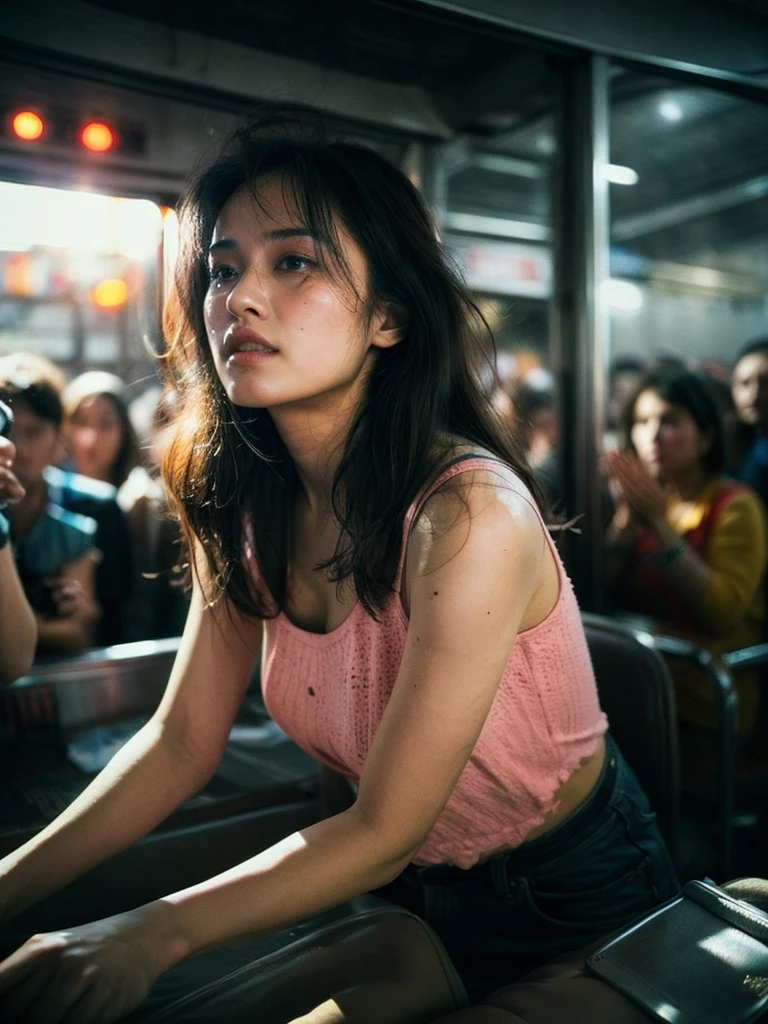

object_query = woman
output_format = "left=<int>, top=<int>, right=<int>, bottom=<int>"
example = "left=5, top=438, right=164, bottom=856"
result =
left=65, top=372, right=189, bottom=642
left=0, top=115, right=678, bottom=1022
left=62, top=372, right=158, bottom=643
left=604, top=366, right=767, bottom=734
left=64, top=371, right=139, bottom=491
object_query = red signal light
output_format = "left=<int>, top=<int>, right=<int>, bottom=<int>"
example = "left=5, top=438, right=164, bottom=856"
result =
left=12, top=111, right=44, bottom=141
left=81, top=121, right=115, bottom=153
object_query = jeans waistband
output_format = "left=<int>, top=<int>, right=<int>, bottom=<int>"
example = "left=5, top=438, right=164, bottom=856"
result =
left=415, top=732, right=618, bottom=885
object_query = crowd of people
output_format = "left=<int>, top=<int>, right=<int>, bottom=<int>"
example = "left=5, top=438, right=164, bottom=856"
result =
left=502, top=340, right=768, bottom=754
left=0, top=352, right=188, bottom=670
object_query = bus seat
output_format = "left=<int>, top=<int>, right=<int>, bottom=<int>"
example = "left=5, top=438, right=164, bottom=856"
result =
left=606, top=614, right=768, bottom=880
left=580, top=613, right=680, bottom=860
left=119, top=896, right=468, bottom=1024
left=114, top=897, right=651, bottom=1024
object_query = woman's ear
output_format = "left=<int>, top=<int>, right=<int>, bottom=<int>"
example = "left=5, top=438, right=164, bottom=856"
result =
left=371, top=302, right=408, bottom=350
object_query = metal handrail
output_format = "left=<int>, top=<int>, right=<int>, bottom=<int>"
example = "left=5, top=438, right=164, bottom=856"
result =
left=11, top=637, right=182, bottom=688
left=722, top=643, right=768, bottom=673
left=2, top=638, right=182, bottom=736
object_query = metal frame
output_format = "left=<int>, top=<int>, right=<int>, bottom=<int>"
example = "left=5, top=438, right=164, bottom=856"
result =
left=411, top=0, right=768, bottom=103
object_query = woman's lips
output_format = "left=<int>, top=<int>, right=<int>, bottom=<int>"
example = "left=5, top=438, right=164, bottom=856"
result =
left=228, top=348, right=277, bottom=365
left=224, top=328, right=278, bottom=364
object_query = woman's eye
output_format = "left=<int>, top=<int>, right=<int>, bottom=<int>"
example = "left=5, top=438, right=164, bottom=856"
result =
left=277, top=254, right=314, bottom=272
left=209, top=264, right=236, bottom=283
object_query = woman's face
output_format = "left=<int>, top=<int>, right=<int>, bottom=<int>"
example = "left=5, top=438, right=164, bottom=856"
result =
left=68, top=394, right=124, bottom=483
left=203, top=179, right=400, bottom=418
left=11, top=402, right=62, bottom=490
left=732, top=351, right=768, bottom=429
left=630, top=389, right=709, bottom=480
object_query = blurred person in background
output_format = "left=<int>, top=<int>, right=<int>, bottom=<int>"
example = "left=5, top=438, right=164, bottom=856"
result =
left=53, top=370, right=136, bottom=646
left=64, top=370, right=139, bottom=492
left=731, top=337, right=768, bottom=513
left=603, top=366, right=767, bottom=738
left=604, top=356, right=645, bottom=452
left=0, top=404, right=36, bottom=682
left=65, top=372, right=190, bottom=640
left=0, top=356, right=100, bottom=655
left=513, top=383, right=561, bottom=510
left=120, top=386, right=190, bottom=640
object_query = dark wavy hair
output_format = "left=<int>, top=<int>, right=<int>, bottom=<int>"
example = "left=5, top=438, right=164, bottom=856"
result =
left=161, top=109, right=542, bottom=619
left=619, top=366, right=726, bottom=476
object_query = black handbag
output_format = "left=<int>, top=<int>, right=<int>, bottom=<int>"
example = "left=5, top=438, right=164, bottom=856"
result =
left=586, top=879, right=768, bottom=1024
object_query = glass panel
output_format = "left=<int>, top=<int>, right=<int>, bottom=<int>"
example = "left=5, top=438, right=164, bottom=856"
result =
left=437, top=50, right=559, bottom=505
left=0, top=181, right=163, bottom=382
left=606, top=69, right=768, bottom=447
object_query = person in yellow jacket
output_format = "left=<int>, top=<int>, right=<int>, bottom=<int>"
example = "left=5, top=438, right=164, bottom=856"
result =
left=604, top=366, right=767, bottom=735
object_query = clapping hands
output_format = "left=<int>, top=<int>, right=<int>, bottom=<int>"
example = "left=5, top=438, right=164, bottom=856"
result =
left=601, top=450, right=668, bottom=529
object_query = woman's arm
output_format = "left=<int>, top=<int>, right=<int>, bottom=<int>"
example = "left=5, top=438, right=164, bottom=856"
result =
left=0, top=541, right=37, bottom=683
left=675, top=493, right=767, bottom=631
left=33, top=550, right=100, bottom=653
left=0, top=473, right=545, bottom=1021
left=106, top=473, right=547, bottom=971
left=0, top=578, right=261, bottom=923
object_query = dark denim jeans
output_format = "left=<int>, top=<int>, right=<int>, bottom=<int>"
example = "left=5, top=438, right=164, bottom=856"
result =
left=380, top=732, right=680, bottom=999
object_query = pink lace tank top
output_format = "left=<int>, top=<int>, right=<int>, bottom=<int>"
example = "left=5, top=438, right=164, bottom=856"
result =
left=261, top=457, right=607, bottom=868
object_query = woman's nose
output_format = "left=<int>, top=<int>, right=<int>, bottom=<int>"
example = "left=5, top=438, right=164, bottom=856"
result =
left=225, top=268, right=268, bottom=319
left=77, top=428, right=99, bottom=450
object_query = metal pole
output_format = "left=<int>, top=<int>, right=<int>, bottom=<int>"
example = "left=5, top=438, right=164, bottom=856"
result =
left=550, top=53, right=610, bottom=609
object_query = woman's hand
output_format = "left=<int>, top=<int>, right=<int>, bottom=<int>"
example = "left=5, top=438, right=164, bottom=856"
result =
left=0, top=913, right=158, bottom=1023
left=0, top=438, right=24, bottom=507
left=602, top=450, right=668, bottom=527
left=45, top=567, right=98, bottom=620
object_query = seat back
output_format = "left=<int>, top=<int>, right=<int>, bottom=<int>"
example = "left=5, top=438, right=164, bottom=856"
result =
left=1, top=637, right=180, bottom=739
left=581, top=613, right=680, bottom=858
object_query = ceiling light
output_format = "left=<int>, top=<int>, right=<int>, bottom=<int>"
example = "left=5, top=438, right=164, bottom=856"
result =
left=659, top=100, right=682, bottom=122
left=11, top=111, right=45, bottom=141
left=81, top=121, right=115, bottom=153
left=604, top=164, right=639, bottom=186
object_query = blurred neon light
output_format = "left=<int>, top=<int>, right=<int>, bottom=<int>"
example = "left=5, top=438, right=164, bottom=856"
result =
left=12, top=111, right=44, bottom=141
left=81, top=121, right=115, bottom=153
left=90, top=278, right=128, bottom=309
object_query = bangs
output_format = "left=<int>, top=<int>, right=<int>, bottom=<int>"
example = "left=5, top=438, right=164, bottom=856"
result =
left=192, top=133, right=365, bottom=303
